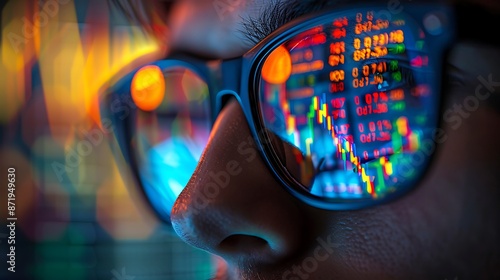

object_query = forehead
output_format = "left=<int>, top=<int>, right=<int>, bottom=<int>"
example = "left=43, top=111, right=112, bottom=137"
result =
left=167, top=0, right=276, bottom=58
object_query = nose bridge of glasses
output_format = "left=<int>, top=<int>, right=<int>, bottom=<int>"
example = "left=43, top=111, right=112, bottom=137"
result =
left=213, top=57, right=245, bottom=113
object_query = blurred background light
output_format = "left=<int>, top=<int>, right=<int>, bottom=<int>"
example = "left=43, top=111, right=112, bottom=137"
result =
left=0, top=0, right=217, bottom=279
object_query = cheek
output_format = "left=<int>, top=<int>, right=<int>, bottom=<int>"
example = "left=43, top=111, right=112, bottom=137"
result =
left=330, top=208, right=441, bottom=275
left=322, top=198, right=463, bottom=278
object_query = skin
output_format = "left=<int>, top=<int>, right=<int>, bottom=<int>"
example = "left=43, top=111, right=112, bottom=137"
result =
left=135, top=0, right=500, bottom=279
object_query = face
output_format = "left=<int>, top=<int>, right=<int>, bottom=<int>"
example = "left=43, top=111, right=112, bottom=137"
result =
left=149, top=0, right=500, bottom=279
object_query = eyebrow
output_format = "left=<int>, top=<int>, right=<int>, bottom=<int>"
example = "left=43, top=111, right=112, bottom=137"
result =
left=240, top=0, right=342, bottom=44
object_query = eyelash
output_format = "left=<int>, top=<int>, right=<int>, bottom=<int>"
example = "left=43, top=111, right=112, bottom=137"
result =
left=240, top=1, right=296, bottom=44
left=240, top=0, right=338, bottom=44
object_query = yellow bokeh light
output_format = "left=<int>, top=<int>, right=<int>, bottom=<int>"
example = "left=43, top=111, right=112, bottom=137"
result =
left=261, top=45, right=292, bottom=84
left=131, top=65, right=166, bottom=111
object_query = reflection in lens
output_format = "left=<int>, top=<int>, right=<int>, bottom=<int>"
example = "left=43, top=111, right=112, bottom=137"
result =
left=132, top=67, right=210, bottom=220
left=259, top=10, right=440, bottom=202
left=262, top=45, right=293, bottom=84
left=131, top=65, right=166, bottom=112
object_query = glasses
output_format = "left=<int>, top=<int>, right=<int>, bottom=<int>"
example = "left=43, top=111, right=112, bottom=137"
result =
left=101, top=2, right=494, bottom=223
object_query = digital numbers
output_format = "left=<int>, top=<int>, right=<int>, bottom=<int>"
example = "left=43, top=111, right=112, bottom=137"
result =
left=356, top=103, right=389, bottom=116
left=390, top=89, right=405, bottom=101
left=358, top=120, right=392, bottom=133
left=372, top=34, right=387, bottom=46
left=330, top=42, right=345, bottom=54
left=331, top=97, right=347, bottom=120
left=352, top=62, right=387, bottom=77
left=352, top=30, right=404, bottom=61
left=354, top=11, right=391, bottom=34
left=329, top=41, right=346, bottom=67
left=331, top=97, right=346, bottom=108
left=332, top=109, right=346, bottom=120
left=353, top=46, right=388, bottom=61
left=282, top=9, right=417, bottom=165
left=363, top=92, right=389, bottom=104
left=351, top=62, right=387, bottom=88
left=330, top=70, right=345, bottom=82
left=354, top=91, right=390, bottom=116
left=361, top=147, right=394, bottom=160
left=330, top=82, right=345, bottom=93
left=389, top=30, right=405, bottom=43
left=323, top=11, right=408, bottom=95
left=329, top=54, right=345, bottom=67
left=352, top=77, right=369, bottom=88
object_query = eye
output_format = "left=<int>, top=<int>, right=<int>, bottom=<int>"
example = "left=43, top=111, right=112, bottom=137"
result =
left=358, top=59, right=416, bottom=92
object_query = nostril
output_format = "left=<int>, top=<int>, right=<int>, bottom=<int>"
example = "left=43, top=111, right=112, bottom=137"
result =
left=219, top=234, right=269, bottom=254
left=218, top=234, right=287, bottom=264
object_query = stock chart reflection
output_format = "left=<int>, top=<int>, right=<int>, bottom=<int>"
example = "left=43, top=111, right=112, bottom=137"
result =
left=260, top=10, right=437, bottom=200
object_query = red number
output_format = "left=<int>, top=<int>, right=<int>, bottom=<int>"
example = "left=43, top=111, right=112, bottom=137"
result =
left=369, top=122, right=376, bottom=132
left=365, top=94, right=372, bottom=104
left=331, top=98, right=345, bottom=108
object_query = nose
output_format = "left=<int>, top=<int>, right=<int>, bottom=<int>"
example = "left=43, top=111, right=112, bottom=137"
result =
left=170, top=99, right=305, bottom=265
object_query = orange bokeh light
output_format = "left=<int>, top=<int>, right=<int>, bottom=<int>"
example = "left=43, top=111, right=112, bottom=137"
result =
left=261, top=45, right=292, bottom=84
left=131, top=65, right=166, bottom=111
